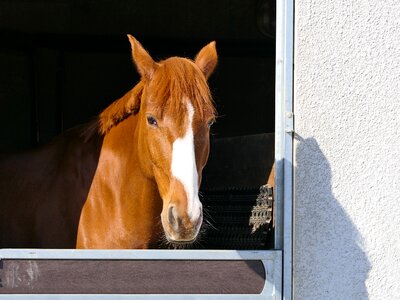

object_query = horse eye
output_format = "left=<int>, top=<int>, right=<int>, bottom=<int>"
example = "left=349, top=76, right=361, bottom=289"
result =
left=207, top=119, right=215, bottom=128
left=147, top=115, right=158, bottom=127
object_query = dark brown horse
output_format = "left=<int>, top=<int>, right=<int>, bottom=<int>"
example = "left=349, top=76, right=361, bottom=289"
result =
left=0, top=36, right=217, bottom=249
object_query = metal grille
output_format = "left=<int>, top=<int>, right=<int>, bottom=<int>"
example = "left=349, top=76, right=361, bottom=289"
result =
left=194, top=133, right=275, bottom=250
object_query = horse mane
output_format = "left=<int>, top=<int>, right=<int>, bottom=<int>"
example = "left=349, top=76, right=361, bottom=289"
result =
left=98, top=81, right=144, bottom=135
left=97, top=57, right=216, bottom=135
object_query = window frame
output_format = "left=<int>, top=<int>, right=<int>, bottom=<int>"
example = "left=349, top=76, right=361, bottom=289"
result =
left=0, top=0, right=294, bottom=298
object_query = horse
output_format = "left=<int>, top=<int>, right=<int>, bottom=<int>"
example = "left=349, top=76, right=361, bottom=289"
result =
left=0, top=35, right=218, bottom=249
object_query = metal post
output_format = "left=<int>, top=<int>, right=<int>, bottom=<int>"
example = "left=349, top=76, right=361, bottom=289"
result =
left=275, top=0, right=294, bottom=299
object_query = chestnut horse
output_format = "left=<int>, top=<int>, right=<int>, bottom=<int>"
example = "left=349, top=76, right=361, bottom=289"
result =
left=0, top=36, right=217, bottom=249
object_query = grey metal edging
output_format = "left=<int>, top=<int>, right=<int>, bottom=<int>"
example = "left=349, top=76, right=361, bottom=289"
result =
left=0, top=249, right=275, bottom=260
left=0, top=295, right=273, bottom=300
left=275, top=0, right=294, bottom=299
left=0, top=249, right=281, bottom=300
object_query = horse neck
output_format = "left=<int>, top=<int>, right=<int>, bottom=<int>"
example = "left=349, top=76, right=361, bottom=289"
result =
left=96, top=114, right=161, bottom=207
left=77, top=114, right=163, bottom=248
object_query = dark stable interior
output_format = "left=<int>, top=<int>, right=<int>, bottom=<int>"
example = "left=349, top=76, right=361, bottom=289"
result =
left=0, top=0, right=276, bottom=249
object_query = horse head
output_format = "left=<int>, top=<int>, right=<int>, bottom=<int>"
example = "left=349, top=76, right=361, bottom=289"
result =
left=126, top=36, right=217, bottom=245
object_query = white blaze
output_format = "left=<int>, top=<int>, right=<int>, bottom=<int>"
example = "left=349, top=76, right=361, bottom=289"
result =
left=171, top=101, right=202, bottom=221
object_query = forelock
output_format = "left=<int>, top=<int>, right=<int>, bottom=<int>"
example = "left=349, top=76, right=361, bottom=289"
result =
left=146, top=57, right=216, bottom=119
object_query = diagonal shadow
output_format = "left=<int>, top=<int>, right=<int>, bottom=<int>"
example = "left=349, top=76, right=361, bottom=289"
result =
left=294, top=136, right=371, bottom=299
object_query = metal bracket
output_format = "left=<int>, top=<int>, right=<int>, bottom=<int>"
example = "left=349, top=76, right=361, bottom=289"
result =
left=285, top=112, right=294, bottom=133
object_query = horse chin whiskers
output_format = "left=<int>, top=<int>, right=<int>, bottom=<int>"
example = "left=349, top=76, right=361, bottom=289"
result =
left=201, top=206, right=217, bottom=231
left=159, top=220, right=209, bottom=250
left=168, top=237, right=196, bottom=247
left=159, top=234, right=193, bottom=250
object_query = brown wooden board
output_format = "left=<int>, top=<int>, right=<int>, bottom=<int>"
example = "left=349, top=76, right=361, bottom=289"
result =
left=0, top=259, right=265, bottom=294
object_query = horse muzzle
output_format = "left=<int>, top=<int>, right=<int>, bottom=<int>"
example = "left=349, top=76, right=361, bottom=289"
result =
left=161, top=204, right=203, bottom=244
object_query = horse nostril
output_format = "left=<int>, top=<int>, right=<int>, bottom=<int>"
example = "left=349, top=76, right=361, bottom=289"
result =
left=168, top=205, right=179, bottom=231
left=168, top=206, right=175, bottom=224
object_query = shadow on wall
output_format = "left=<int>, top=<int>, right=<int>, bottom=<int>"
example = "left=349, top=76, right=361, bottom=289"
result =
left=294, top=136, right=370, bottom=300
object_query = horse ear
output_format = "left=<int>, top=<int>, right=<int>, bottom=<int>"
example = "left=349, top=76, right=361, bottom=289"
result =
left=195, top=41, right=218, bottom=79
left=127, top=35, right=158, bottom=80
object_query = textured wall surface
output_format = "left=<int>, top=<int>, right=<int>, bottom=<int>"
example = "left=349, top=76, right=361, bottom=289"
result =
left=294, top=1, right=400, bottom=299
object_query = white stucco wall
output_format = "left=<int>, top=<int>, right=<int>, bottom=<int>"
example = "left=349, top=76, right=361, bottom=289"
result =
left=293, top=1, right=400, bottom=299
